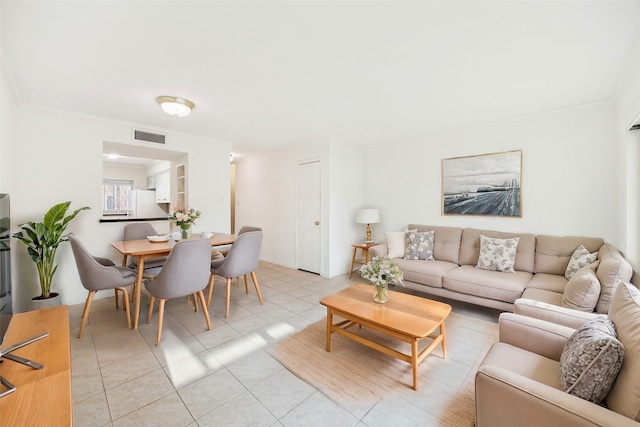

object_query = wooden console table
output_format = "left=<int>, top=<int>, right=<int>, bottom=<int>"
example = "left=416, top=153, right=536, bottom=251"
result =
left=0, top=305, right=72, bottom=426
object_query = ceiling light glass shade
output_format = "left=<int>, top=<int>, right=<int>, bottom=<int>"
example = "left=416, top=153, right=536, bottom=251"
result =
left=156, top=96, right=195, bottom=117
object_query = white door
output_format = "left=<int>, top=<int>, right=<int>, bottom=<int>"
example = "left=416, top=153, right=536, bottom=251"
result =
left=296, top=161, right=321, bottom=274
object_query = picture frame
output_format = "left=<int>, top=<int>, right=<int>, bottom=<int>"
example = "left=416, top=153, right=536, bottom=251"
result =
left=442, top=150, right=522, bottom=217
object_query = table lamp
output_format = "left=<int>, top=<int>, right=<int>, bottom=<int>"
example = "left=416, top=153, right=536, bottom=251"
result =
left=356, top=209, right=380, bottom=243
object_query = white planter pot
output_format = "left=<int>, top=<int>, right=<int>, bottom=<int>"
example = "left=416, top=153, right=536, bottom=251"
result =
left=29, top=293, right=62, bottom=312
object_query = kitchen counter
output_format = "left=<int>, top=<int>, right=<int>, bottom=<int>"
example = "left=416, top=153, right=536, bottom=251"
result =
left=99, top=216, right=169, bottom=223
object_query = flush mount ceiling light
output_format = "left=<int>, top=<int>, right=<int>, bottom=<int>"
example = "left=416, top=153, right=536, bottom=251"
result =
left=156, top=96, right=195, bottom=117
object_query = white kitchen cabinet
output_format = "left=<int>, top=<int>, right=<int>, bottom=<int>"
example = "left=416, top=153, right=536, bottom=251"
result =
left=155, top=170, right=171, bottom=203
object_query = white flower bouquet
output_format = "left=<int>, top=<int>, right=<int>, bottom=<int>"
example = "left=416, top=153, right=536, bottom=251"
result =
left=359, top=256, right=404, bottom=287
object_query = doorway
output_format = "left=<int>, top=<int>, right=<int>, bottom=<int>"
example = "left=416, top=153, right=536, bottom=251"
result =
left=296, top=160, right=321, bottom=274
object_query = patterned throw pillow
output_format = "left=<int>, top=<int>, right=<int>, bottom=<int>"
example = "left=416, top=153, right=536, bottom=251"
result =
left=559, top=317, right=624, bottom=404
left=475, top=235, right=519, bottom=273
left=565, top=245, right=598, bottom=280
left=404, top=230, right=435, bottom=260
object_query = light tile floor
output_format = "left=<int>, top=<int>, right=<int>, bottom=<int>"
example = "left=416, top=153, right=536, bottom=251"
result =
left=70, top=262, right=500, bottom=426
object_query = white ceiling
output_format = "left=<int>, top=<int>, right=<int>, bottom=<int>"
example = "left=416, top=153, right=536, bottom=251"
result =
left=3, top=1, right=640, bottom=160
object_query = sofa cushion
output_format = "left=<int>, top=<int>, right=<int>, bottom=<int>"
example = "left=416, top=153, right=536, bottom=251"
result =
left=481, top=342, right=562, bottom=389
left=561, top=262, right=601, bottom=312
left=394, top=258, right=458, bottom=288
left=459, top=228, right=535, bottom=272
left=534, top=235, right=603, bottom=275
left=526, top=273, right=567, bottom=294
left=408, top=224, right=463, bottom=264
left=520, top=288, right=564, bottom=307
left=404, top=230, right=434, bottom=260
left=596, top=244, right=633, bottom=314
left=476, top=235, right=519, bottom=273
left=559, top=317, right=623, bottom=404
left=565, top=245, right=598, bottom=280
left=606, top=281, right=640, bottom=421
left=444, top=265, right=532, bottom=303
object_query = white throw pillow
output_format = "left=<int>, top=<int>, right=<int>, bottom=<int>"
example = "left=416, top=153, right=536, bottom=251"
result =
left=475, top=235, right=519, bottom=273
left=565, top=245, right=598, bottom=280
left=385, top=231, right=407, bottom=259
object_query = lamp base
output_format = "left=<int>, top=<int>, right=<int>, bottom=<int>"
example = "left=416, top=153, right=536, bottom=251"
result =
left=365, top=224, right=372, bottom=243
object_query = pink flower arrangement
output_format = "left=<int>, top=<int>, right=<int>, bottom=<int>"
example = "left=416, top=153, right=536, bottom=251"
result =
left=169, top=207, right=201, bottom=229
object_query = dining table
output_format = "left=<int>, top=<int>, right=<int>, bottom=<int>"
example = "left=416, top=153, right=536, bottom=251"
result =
left=111, top=233, right=236, bottom=329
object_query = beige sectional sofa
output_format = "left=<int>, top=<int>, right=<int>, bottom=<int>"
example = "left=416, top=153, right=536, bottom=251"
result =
left=476, top=281, right=640, bottom=426
left=369, top=224, right=632, bottom=313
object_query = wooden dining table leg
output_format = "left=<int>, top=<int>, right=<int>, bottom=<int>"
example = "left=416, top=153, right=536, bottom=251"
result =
left=133, top=255, right=146, bottom=329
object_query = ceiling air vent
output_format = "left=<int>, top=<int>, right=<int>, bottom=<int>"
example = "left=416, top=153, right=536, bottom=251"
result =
left=133, top=129, right=166, bottom=144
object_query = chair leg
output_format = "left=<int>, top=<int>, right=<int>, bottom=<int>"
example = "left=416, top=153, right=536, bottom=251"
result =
left=114, top=288, right=119, bottom=309
left=206, top=274, right=215, bottom=307
left=250, top=271, right=264, bottom=305
left=130, top=283, right=136, bottom=303
left=148, top=296, right=156, bottom=324
left=193, top=293, right=199, bottom=312
left=117, top=287, right=132, bottom=329
left=226, top=278, right=232, bottom=318
left=197, top=291, right=211, bottom=330
left=79, top=291, right=96, bottom=338
left=156, top=299, right=165, bottom=346
left=244, top=275, right=249, bottom=294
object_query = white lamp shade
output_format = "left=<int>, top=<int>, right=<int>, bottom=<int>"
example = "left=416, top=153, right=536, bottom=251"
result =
left=356, top=209, right=380, bottom=224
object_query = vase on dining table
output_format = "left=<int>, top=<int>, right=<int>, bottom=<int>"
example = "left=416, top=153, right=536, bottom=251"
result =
left=373, top=282, right=389, bottom=304
left=180, top=225, right=191, bottom=240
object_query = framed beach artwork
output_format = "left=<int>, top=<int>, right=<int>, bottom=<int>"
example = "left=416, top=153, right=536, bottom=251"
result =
left=442, top=150, right=522, bottom=217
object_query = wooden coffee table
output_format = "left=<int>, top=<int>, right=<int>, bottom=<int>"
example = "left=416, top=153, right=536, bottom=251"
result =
left=319, top=284, right=451, bottom=390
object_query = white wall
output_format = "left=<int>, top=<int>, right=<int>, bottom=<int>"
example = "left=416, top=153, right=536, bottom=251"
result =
left=102, top=162, right=148, bottom=190
left=235, top=138, right=364, bottom=277
left=328, top=139, right=365, bottom=277
left=364, top=101, right=619, bottom=246
left=615, top=36, right=640, bottom=270
left=3, top=102, right=231, bottom=311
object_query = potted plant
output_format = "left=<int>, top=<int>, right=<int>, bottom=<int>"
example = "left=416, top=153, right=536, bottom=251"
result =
left=13, top=201, right=90, bottom=307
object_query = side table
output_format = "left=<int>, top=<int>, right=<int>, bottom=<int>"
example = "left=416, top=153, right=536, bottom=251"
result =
left=349, top=243, right=377, bottom=278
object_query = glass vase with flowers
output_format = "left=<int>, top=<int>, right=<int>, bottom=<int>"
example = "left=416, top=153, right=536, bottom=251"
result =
left=169, top=207, right=201, bottom=240
left=358, top=256, right=404, bottom=303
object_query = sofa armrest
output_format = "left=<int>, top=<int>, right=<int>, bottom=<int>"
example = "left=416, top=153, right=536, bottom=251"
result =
left=476, top=365, right=639, bottom=427
left=370, top=244, right=387, bottom=259
left=499, top=313, right=574, bottom=361
left=514, top=298, right=605, bottom=329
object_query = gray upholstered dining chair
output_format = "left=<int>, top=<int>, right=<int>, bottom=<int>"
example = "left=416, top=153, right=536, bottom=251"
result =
left=119, top=223, right=167, bottom=305
left=237, top=226, right=262, bottom=234
left=68, top=233, right=136, bottom=338
left=207, top=230, right=264, bottom=318
left=232, top=226, right=262, bottom=287
left=145, top=238, right=212, bottom=345
left=123, top=222, right=168, bottom=270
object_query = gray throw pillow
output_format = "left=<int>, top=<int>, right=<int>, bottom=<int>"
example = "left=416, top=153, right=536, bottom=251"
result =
left=404, top=230, right=435, bottom=260
left=559, top=317, right=624, bottom=404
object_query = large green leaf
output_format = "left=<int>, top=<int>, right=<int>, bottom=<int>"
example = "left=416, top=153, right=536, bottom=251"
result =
left=43, top=201, right=71, bottom=229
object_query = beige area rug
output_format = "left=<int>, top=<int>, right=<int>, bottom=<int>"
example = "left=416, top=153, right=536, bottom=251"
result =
left=269, top=315, right=497, bottom=426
